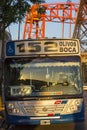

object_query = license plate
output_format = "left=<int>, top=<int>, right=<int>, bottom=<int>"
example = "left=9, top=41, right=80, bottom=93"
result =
left=40, top=120, right=50, bottom=125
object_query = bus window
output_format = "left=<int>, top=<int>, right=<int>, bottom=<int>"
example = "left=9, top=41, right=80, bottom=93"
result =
left=5, top=57, right=82, bottom=97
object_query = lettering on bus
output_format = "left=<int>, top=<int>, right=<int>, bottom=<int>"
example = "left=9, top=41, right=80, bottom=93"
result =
left=17, top=42, right=41, bottom=52
left=17, top=43, right=25, bottom=52
left=59, top=41, right=77, bottom=53
left=16, top=42, right=59, bottom=54
left=44, top=42, right=58, bottom=52
left=6, top=39, right=79, bottom=56
left=16, top=41, right=78, bottom=54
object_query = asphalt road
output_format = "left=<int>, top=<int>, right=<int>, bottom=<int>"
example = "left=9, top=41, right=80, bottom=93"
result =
left=0, top=91, right=87, bottom=130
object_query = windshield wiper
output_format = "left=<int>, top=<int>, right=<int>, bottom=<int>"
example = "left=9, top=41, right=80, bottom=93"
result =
left=40, top=81, right=69, bottom=90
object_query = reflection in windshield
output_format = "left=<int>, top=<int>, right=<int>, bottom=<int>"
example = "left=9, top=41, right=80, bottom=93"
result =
left=5, top=57, right=82, bottom=96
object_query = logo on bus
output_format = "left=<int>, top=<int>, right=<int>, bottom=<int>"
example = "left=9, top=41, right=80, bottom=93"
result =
left=6, top=42, right=15, bottom=56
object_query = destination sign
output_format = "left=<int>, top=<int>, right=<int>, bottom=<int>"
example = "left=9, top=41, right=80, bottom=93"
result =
left=6, top=39, right=80, bottom=56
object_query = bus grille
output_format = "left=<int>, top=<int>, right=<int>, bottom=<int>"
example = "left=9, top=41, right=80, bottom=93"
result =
left=23, top=104, right=65, bottom=116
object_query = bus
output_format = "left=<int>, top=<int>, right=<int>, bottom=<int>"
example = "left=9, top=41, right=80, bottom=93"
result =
left=4, top=38, right=84, bottom=125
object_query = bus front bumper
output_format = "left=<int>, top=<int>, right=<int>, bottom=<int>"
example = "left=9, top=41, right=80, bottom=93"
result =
left=6, top=114, right=84, bottom=125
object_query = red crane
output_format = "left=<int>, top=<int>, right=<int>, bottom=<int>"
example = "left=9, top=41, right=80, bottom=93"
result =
left=23, top=1, right=79, bottom=39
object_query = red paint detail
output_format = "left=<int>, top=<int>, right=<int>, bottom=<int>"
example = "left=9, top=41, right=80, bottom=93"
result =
left=48, top=114, right=54, bottom=116
left=55, top=100, right=62, bottom=104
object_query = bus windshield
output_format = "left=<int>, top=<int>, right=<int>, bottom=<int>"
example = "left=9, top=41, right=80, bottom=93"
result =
left=4, top=57, right=82, bottom=97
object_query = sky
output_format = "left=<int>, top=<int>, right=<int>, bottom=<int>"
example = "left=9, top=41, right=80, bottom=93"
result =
left=7, top=0, right=80, bottom=40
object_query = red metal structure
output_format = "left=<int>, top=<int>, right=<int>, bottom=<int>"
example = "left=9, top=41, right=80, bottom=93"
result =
left=73, top=0, right=87, bottom=41
left=23, top=0, right=87, bottom=63
left=23, top=1, right=79, bottom=39
left=23, top=0, right=87, bottom=44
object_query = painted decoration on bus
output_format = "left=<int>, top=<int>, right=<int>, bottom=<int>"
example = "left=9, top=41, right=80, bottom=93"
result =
left=6, top=39, right=79, bottom=56
left=6, top=98, right=83, bottom=116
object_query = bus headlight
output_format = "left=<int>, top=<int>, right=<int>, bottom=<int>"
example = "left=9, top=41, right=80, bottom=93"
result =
left=8, top=103, right=14, bottom=109
left=75, top=100, right=81, bottom=106
left=7, top=103, right=20, bottom=114
left=70, top=105, right=77, bottom=112
left=13, top=108, right=20, bottom=113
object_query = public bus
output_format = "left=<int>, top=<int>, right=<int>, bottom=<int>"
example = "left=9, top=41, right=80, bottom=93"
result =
left=4, top=38, right=84, bottom=125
